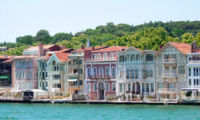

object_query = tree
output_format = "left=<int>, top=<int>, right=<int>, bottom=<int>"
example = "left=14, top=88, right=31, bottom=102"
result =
left=182, top=33, right=194, bottom=43
left=35, top=29, right=51, bottom=44
left=52, top=33, right=73, bottom=43
left=16, top=35, right=34, bottom=45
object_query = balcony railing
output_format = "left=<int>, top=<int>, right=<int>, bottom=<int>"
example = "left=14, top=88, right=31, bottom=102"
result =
left=85, top=58, right=116, bottom=62
left=162, top=73, right=177, bottom=78
left=188, top=60, right=200, bottom=63
left=163, top=59, right=176, bottom=63
left=88, top=75, right=113, bottom=79
left=158, top=88, right=177, bottom=92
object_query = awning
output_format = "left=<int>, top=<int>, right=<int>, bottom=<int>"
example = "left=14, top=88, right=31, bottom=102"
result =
left=181, top=88, right=200, bottom=91
left=68, top=79, right=77, bottom=82
left=0, top=76, right=8, bottom=79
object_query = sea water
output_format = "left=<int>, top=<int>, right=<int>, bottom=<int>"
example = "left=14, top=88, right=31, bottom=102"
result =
left=0, top=103, right=200, bottom=120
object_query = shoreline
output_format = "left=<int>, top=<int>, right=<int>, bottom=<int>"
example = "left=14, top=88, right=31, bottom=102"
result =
left=0, top=99, right=199, bottom=105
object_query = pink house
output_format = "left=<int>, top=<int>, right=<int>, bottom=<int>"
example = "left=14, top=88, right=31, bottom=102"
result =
left=84, top=46, right=127, bottom=100
left=12, top=44, right=63, bottom=90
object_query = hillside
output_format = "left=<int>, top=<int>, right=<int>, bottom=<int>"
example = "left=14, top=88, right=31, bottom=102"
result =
left=1, top=21, right=200, bottom=55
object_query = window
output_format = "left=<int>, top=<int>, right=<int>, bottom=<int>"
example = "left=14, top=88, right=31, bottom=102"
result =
left=99, top=67, right=104, bottom=76
left=53, top=75, right=61, bottom=79
left=189, top=79, right=191, bottom=85
left=110, top=53, right=114, bottom=60
left=106, top=83, right=110, bottom=92
left=120, top=83, right=123, bottom=92
left=126, top=69, right=129, bottom=79
left=53, top=83, right=61, bottom=88
left=103, top=53, right=108, bottom=60
left=93, top=67, right=97, bottom=76
left=126, top=54, right=130, bottom=61
left=92, top=54, right=95, bottom=60
left=179, top=66, right=185, bottom=74
left=78, top=80, right=83, bottom=85
left=87, top=68, right=91, bottom=77
left=131, top=69, right=135, bottom=79
left=193, top=68, right=195, bottom=76
left=146, top=83, right=149, bottom=92
left=79, top=69, right=83, bottom=74
left=128, top=83, right=131, bottom=91
left=136, top=54, right=140, bottom=61
left=88, top=83, right=91, bottom=92
left=131, top=54, right=135, bottom=61
left=146, top=54, right=154, bottom=61
left=136, top=69, right=139, bottom=79
left=151, top=83, right=154, bottom=92
left=194, top=79, right=196, bottom=85
left=189, top=68, right=191, bottom=76
left=142, top=83, right=145, bottom=92
left=105, top=67, right=109, bottom=76
left=93, top=83, right=97, bottom=92
left=112, top=67, right=116, bottom=77
left=112, top=83, right=116, bottom=92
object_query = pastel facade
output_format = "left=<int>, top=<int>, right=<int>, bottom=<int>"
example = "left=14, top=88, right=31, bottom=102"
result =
left=84, top=46, right=126, bottom=100
left=12, top=56, right=38, bottom=90
left=117, top=47, right=156, bottom=100
left=155, top=42, right=189, bottom=101
left=47, top=52, right=69, bottom=95
left=68, top=49, right=84, bottom=95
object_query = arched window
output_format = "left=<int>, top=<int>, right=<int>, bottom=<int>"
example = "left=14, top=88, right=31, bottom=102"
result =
left=126, top=69, right=129, bottom=79
left=99, top=67, right=104, bottom=76
left=93, top=67, right=97, bottom=76
left=87, top=67, right=91, bottom=77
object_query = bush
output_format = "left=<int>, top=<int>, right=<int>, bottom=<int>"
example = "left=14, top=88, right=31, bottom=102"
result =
left=186, top=91, right=192, bottom=97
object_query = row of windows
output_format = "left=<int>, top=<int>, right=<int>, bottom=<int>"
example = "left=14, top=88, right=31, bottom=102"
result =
left=91, top=53, right=115, bottom=61
left=88, top=83, right=116, bottom=92
left=16, top=72, right=32, bottom=80
left=87, top=67, right=116, bottom=77
left=189, top=79, right=200, bottom=86
left=119, top=54, right=154, bottom=62
left=189, top=68, right=200, bottom=77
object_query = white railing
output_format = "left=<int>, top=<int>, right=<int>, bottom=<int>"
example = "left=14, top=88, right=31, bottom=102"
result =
left=158, top=88, right=177, bottom=92
left=85, top=58, right=116, bottom=62
left=188, top=60, right=200, bottom=63
left=162, top=73, right=177, bottom=78
left=163, top=59, right=176, bottom=63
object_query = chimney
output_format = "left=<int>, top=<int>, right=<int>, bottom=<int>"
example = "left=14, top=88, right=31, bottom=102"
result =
left=92, top=46, right=95, bottom=50
left=38, top=43, right=44, bottom=56
left=81, top=45, right=85, bottom=49
left=191, top=41, right=199, bottom=52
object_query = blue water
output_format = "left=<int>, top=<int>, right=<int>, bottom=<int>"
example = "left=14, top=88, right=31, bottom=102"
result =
left=0, top=103, right=200, bottom=120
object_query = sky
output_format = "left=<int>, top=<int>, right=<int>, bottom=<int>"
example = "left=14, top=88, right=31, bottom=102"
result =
left=0, top=0, right=200, bottom=43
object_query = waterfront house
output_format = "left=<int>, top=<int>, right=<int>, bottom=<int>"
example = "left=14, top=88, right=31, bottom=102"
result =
left=46, top=52, right=70, bottom=96
left=117, top=47, right=156, bottom=101
left=12, top=44, right=64, bottom=91
left=155, top=42, right=190, bottom=102
left=12, top=55, right=38, bottom=90
left=84, top=46, right=126, bottom=100
left=67, top=48, right=85, bottom=96
left=37, top=48, right=73, bottom=91
left=184, top=41, right=200, bottom=99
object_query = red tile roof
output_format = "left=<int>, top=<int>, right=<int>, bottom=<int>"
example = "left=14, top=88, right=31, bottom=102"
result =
left=169, top=42, right=191, bottom=54
left=55, top=52, right=70, bottom=62
left=91, top=46, right=128, bottom=53
left=75, top=46, right=105, bottom=52
left=25, top=45, right=55, bottom=51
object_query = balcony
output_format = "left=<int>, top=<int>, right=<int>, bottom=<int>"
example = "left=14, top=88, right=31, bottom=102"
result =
left=158, top=88, right=177, bottom=92
left=85, top=58, right=116, bottom=62
left=88, top=75, right=112, bottom=79
left=163, top=59, right=176, bottom=64
left=162, top=73, right=177, bottom=79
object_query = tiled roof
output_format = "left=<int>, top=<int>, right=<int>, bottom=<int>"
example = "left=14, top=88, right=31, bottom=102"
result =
left=91, top=46, right=128, bottom=53
left=55, top=52, right=70, bottom=62
left=169, top=42, right=191, bottom=54
left=57, top=49, right=72, bottom=53
left=75, top=46, right=105, bottom=52
left=25, top=45, right=55, bottom=51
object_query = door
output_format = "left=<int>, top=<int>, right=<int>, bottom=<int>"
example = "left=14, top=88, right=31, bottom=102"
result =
left=99, top=82, right=104, bottom=100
